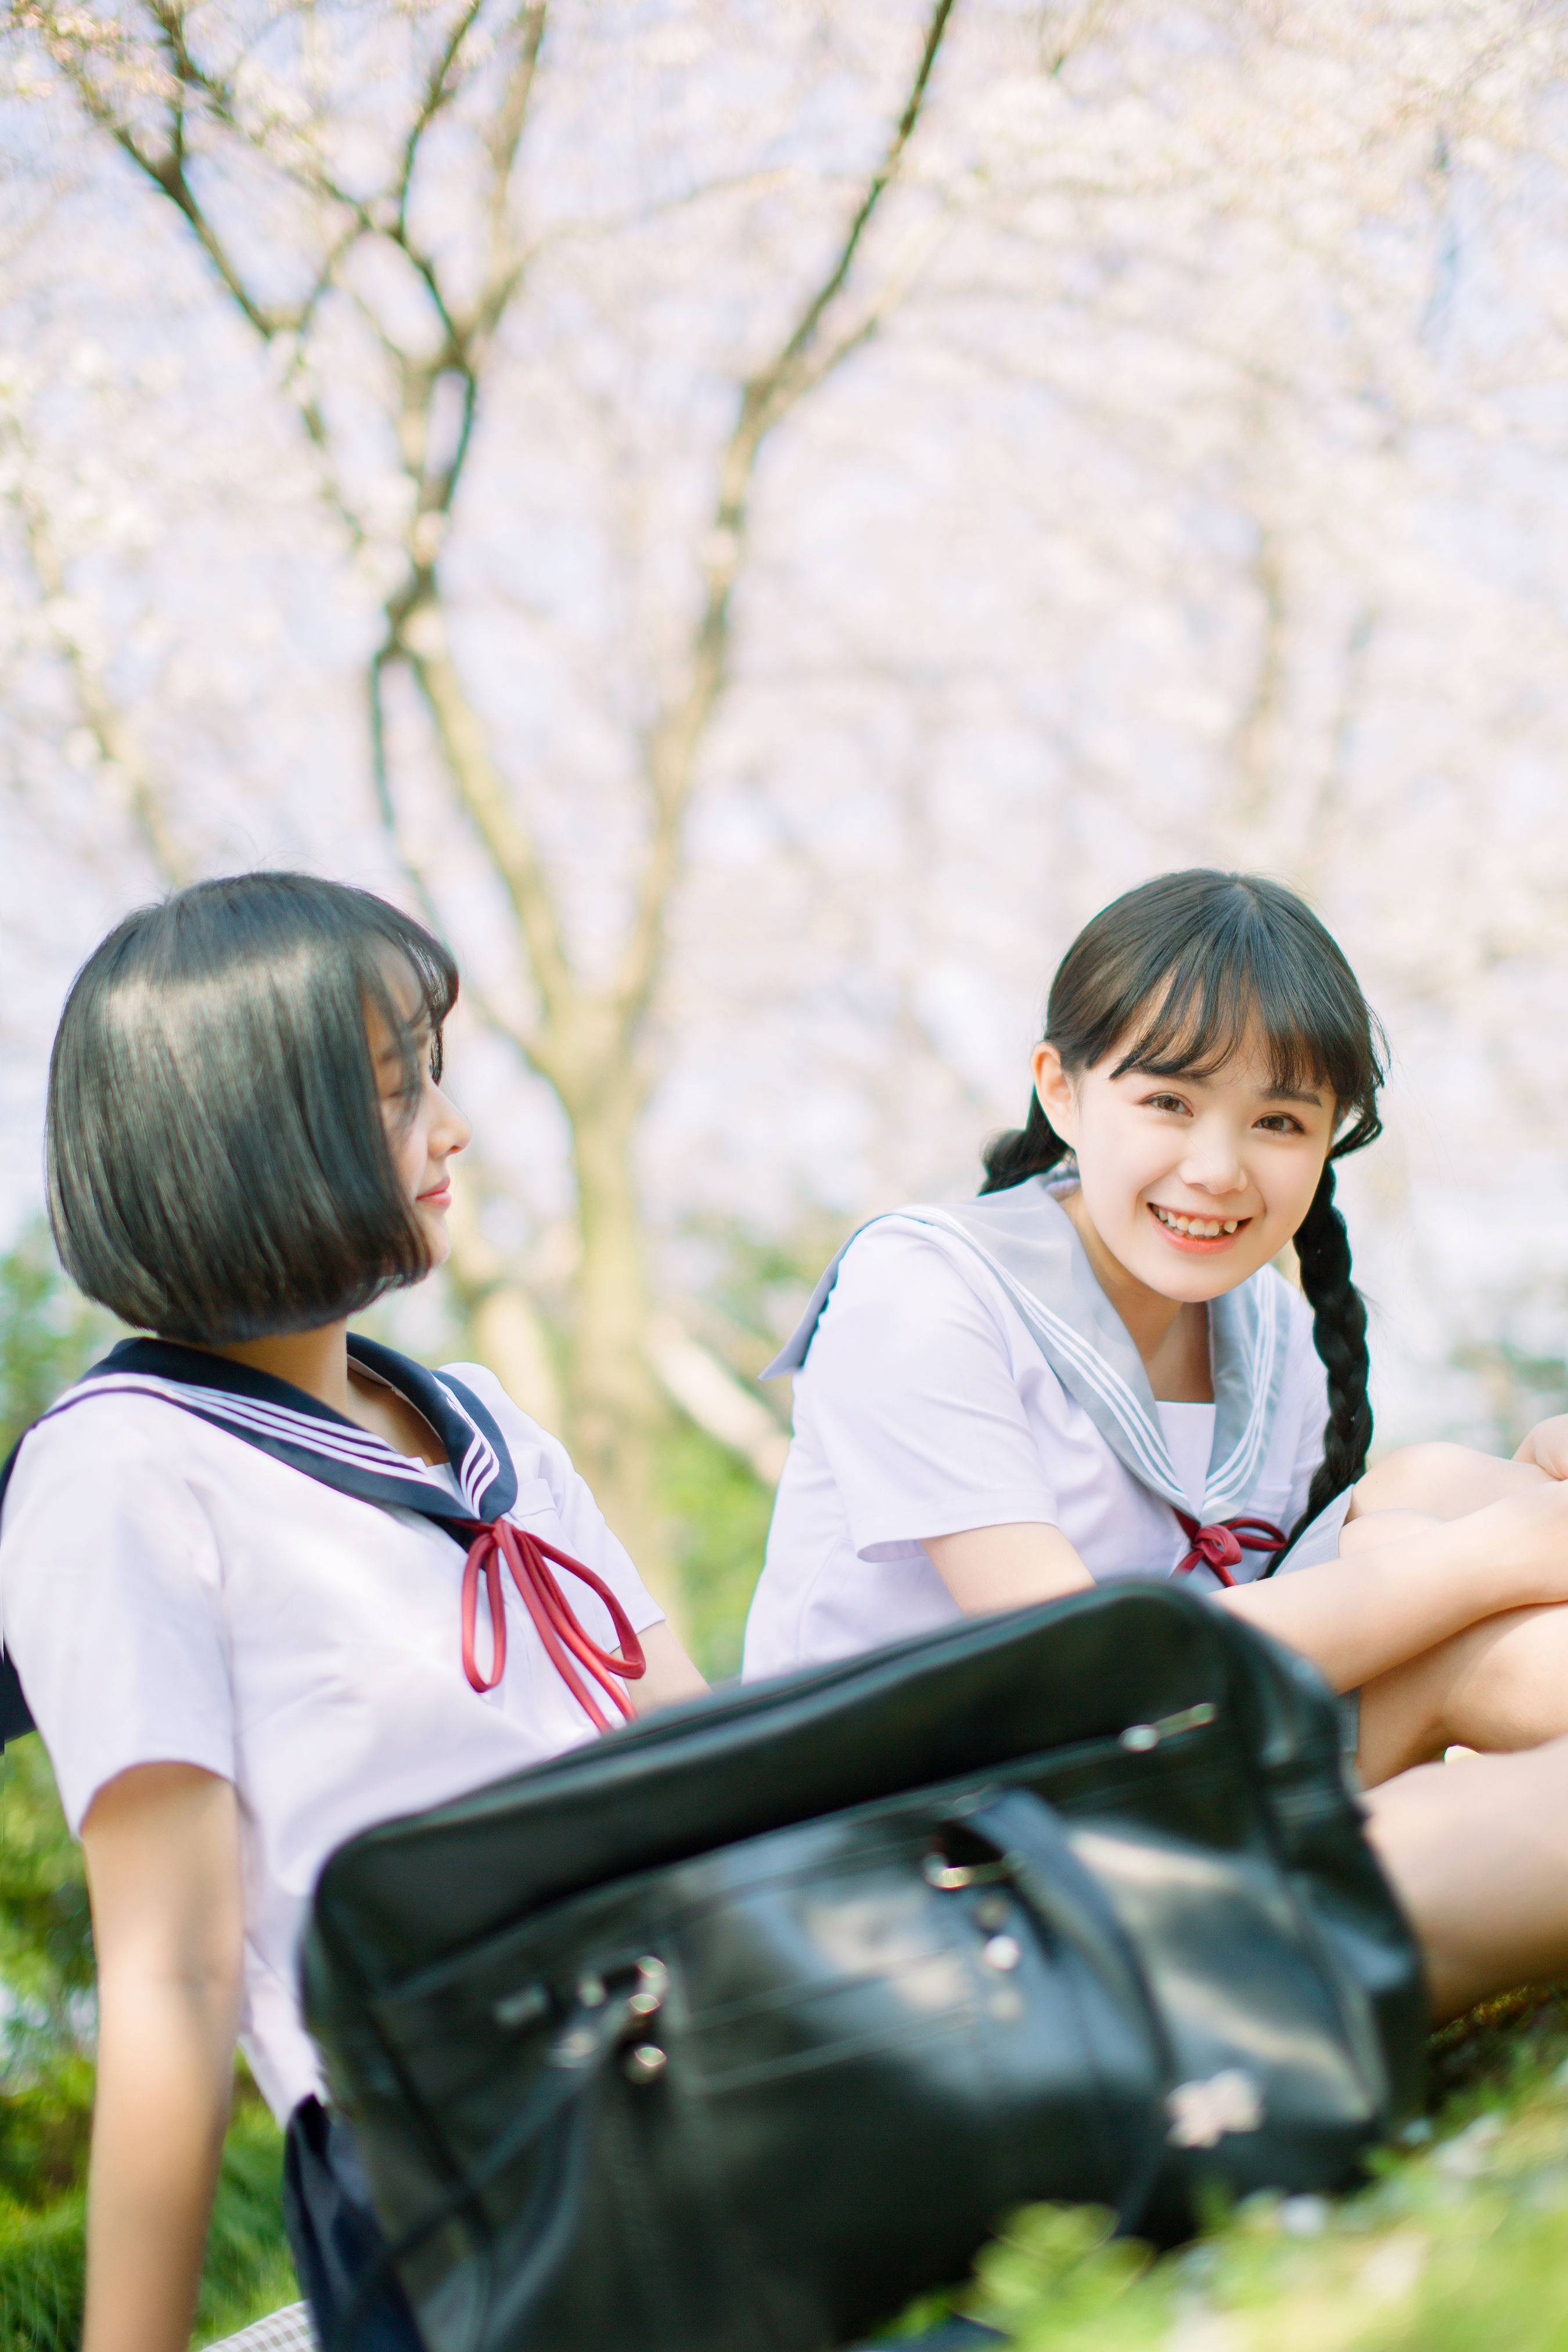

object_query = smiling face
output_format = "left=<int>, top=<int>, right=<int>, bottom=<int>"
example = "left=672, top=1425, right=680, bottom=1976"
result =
left=370, top=989, right=471, bottom=1272
left=1033, top=1030, right=1336, bottom=1306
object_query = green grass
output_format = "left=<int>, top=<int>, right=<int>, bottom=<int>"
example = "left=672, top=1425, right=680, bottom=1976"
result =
left=0, top=2105, right=293, bottom=2352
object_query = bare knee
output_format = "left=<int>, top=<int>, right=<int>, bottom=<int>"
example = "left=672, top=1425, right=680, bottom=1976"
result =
left=1353, top=1441, right=1547, bottom=1522
left=1339, top=1508, right=1440, bottom=1559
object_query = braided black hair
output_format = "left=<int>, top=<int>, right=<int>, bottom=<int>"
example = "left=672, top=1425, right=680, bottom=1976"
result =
left=980, top=869, right=1386, bottom=1544
left=1290, top=1160, right=1372, bottom=1537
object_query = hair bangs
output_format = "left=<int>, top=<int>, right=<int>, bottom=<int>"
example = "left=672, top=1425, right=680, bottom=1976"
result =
left=1045, top=869, right=1386, bottom=1157
left=1109, top=933, right=1367, bottom=1109
left=357, top=901, right=460, bottom=1102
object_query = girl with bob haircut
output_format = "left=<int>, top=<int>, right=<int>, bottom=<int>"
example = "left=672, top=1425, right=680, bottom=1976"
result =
left=746, top=868, right=1568, bottom=1785
left=0, top=872, right=705, bottom=2352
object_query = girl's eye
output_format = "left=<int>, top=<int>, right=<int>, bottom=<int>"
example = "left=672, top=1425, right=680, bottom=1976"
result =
left=1143, top=1092, right=1191, bottom=1115
left=1256, top=1112, right=1305, bottom=1135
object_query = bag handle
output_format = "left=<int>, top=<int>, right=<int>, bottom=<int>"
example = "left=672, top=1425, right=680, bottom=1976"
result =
left=956, top=1787, right=1176, bottom=2236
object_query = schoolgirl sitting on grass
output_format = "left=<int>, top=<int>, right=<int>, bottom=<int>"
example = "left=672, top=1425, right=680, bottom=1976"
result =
left=0, top=873, right=705, bottom=2352
left=20, top=867, right=1568, bottom=2352
left=746, top=868, right=1568, bottom=1789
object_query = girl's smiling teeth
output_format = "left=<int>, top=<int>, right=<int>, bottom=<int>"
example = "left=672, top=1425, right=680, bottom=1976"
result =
left=1149, top=1203, right=1246, bottom=1239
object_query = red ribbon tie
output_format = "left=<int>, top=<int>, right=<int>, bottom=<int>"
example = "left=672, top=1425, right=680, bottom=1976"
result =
left=459, top=1516, right=646, bottom=1731
left=1173, top=1511, right=1287, bottom=1588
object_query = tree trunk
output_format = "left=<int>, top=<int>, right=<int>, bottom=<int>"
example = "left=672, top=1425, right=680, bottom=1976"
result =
left=559, top=1069, right=679, bottom=1616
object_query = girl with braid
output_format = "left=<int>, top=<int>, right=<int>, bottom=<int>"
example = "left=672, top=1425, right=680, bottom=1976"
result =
left=745, top=868, right=1568, bottom=1788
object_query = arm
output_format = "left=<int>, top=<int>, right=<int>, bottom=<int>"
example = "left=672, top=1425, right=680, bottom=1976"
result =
left=922, top=1523, right=1094, bottom=1614
left=1222, top=1482, right=1568, bottom=1689
left=920, top=1487, right=1568, bottom=1697
left=80, top=1763, right=244, bottom=2352
left=629, top=1620, right=709, bottom=1715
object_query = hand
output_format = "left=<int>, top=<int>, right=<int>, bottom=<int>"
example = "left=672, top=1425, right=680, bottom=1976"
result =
left=1477, top=1477, right=1568, bottom=1606
left=1517, top=1415, right=1568, bottom=1480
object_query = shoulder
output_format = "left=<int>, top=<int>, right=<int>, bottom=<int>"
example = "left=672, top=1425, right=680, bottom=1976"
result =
left=4, top=1384, right=214, bottom=1514
left=799, top=1211, right=1044, bottom=1390
left=1252, top=1266, right=1327, bottom=1408
left=829, top=1212, right=1014, bottom=1321
left=0, top=1387, right=224, bottom=1632
left=436, top=1361, right=575, bottom=1490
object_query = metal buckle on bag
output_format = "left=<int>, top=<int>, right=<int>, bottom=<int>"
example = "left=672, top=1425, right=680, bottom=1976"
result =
left=628, top=1955, right=670, bottom=2017
left=1120, top=1701, right=1218, bottom=1753
left=921, top=1853, right=1012, bottom=1891
left=544, top=1954, right=672, bottom=2072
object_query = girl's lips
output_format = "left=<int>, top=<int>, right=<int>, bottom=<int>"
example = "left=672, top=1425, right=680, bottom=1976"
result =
left=418, top=1181, right=452, bottom=1208
left=1146, top=1201, right=1249, bottom=1254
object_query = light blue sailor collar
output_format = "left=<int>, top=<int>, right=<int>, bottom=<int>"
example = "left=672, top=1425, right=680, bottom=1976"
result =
left=765, top=1175, right=1294, bottom=1524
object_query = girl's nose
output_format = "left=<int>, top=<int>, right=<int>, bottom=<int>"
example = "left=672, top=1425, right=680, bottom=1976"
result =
left=1178, top=1125, right=1246, bottom=1196
left=433, top=1086, right=472, bottom=1158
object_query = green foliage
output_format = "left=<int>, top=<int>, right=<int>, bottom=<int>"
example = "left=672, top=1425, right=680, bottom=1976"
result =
left=0, top=1737, right=95, bottom=2117
left=0, top=2103, right=292, bottom=2352
left=189, top=2106, right=296, bottom=2348
left=0, top=1224, right=112, bottom=1457
left=0, top=1229, right=296, bottom=2345
left=0, top=2186, right=85, bottom=2352
left=659, top=1418, right=774, bottom=1681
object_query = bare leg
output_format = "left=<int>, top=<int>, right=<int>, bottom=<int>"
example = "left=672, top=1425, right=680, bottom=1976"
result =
left=1333, top=1505, right=1568, bottom=1782
left=1358, top=1602, right=1568, bottom=1783
left=1365, top=1738, right=1568, bottom=2022
left=1350, top=1440, right=1550, bottom=1523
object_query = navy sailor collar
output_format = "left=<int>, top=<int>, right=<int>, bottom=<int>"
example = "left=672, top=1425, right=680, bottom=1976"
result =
left=38, top=1335, right=521, bottom=1531
left=0, top=1335, right=520, bottom=1746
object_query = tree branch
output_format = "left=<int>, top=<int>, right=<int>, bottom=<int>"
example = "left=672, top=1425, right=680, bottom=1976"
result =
left=400, top=619, right=575, bottom=1033
left=610, top=0, right=962, bottom=1037
left=396, top=0, right=488, bottom=239
left=3, top=426, right=191, bottom=886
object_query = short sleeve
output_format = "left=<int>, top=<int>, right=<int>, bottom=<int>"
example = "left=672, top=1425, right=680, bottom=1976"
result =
left=0, top=1405, right=235, bottom=1833
left=796, top=1230, right=1060, bottom=1560
left=441, top=1366, right=666, bottom=1637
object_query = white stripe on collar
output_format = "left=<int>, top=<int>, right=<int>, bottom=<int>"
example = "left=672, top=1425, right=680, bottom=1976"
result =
left=47, top=1371, right=462, bottom=1503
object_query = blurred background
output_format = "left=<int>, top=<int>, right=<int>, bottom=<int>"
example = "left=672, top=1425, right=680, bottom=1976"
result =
left=5, top=0, right=1568, bottom=2333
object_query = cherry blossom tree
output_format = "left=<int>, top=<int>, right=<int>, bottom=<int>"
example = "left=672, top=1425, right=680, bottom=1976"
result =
left=4, top=0, right=1568, bottom=1620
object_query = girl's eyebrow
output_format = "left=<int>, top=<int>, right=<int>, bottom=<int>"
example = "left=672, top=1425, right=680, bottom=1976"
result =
left=374, top=1024, right=430, bottom=1073
left=1263, top=1083, right=1324, bottom=1106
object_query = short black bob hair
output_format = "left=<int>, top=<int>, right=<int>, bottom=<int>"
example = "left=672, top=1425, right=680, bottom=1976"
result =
left=47, top=871, right=459, bottom=1344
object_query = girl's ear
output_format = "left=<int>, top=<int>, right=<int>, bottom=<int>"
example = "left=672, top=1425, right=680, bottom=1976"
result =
left=1031, top=1041, right=1078, bottom=1146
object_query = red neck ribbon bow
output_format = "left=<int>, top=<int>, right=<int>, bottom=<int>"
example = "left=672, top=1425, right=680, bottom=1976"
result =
left=1172, top=1511, right=1288, bottom=1588
left=459, top=1517, right=646, bottom=1731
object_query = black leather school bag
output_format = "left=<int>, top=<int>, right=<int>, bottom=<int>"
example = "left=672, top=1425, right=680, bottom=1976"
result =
left=301, top=1584, right=1426, bottom=2352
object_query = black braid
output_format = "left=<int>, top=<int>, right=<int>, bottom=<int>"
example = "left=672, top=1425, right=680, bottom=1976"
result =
left=979, top=1091, right=1071, bottom=1194
left=1287, top=1160, right=1372, bottom=1547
